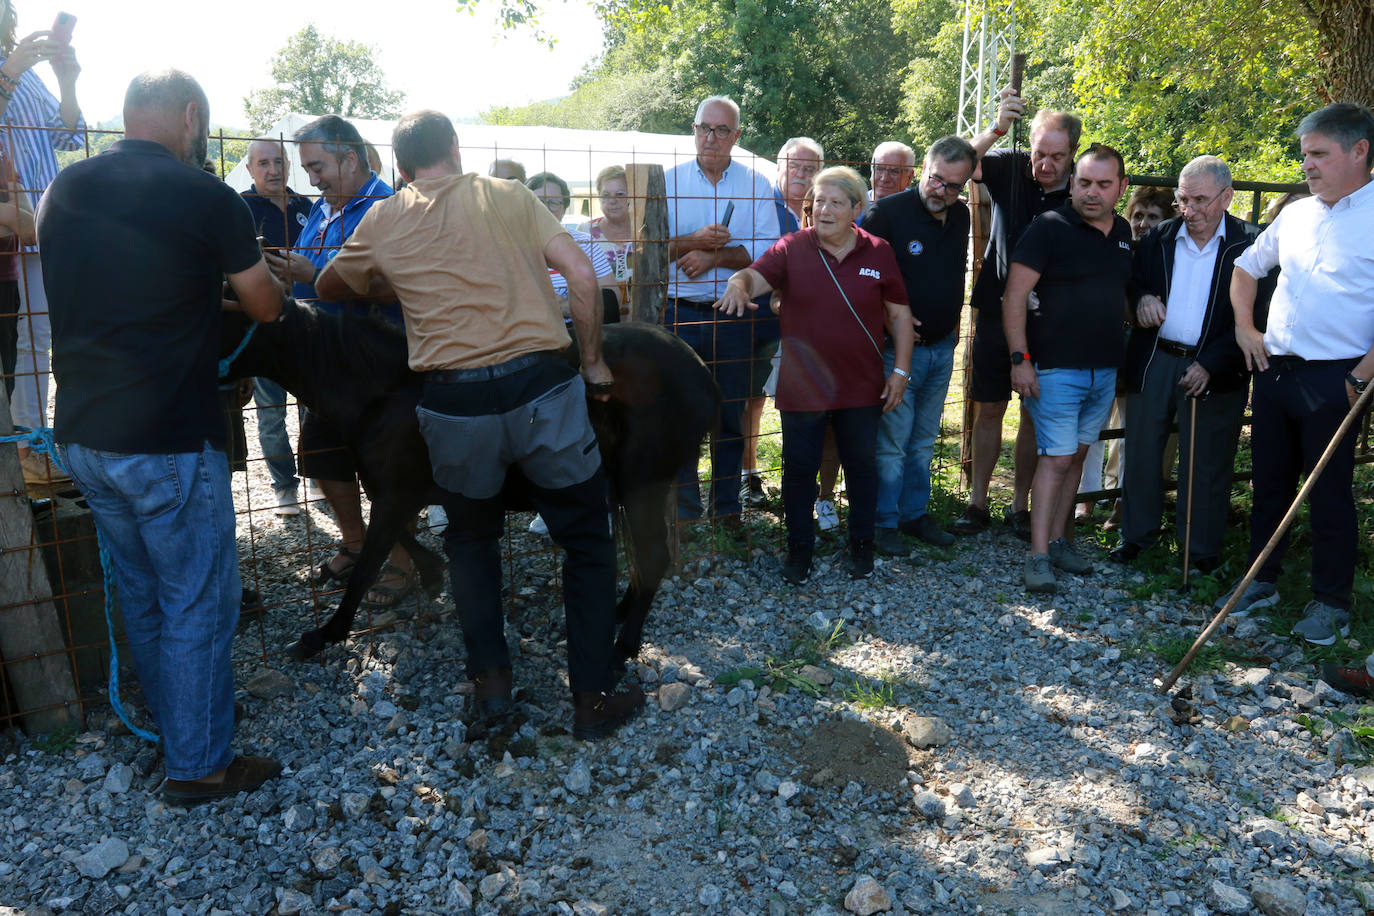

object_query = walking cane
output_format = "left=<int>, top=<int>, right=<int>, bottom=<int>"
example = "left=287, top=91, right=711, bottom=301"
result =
left=1160, top=379, right=1374, bottom=694
left=1181, top=394, right=1199, bottom=589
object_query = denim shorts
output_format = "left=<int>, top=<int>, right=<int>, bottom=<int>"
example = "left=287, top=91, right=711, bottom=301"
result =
left=1024, top=366, right=1117, bottom=457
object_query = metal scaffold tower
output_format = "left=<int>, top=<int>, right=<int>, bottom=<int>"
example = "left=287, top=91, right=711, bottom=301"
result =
left=956, top=0, right=1018, bottom=142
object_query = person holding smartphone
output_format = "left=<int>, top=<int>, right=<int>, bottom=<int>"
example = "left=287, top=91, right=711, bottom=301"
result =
left=0, top=3, right=84, bottom=486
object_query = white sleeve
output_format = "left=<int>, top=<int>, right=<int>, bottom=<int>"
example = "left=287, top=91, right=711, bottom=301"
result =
left=746, top=172, right=780, bottom=260
left=1234, top=215, right=1281, bottom=279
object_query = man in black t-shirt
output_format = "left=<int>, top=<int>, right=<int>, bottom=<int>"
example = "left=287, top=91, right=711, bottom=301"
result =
left=39, top=69, right=284, bottom=805
left=957, top=93, right=1081, bottom=539
left=863, top=135, right=976, bottom=554
left=1003, top=144, right=1132, bottom=593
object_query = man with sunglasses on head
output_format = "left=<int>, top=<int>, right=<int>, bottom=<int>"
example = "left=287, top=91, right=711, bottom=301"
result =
left=664, top=94, right=778, bottom=525
left=863, top=136, right=977, bottom=555
left=959, top=94, right=1082, bottom=540
left=1110, top=156, right=1271, bottom=574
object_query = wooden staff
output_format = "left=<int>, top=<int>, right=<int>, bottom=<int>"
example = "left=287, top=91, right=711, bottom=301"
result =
left=1160, top=379, right=1374, bottom=694
left=1181, top=395, right=1198, bottom=588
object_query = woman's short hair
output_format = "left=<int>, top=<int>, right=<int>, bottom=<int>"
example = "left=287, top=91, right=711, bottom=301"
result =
left=1125, top=186, right=1173, bottom=218
left=812, top=166, right=868, bottom=208
left=526, top=171, right=571, bottom=209
left=594, top=165, right=626, bottom=194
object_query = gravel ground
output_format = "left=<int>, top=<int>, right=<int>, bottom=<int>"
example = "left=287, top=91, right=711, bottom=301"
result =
left=3, top=411, right=1374, bottom=916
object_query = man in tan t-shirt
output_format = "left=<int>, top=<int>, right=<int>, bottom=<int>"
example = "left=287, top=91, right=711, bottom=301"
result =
left=317, top=109, right=643, bottom=741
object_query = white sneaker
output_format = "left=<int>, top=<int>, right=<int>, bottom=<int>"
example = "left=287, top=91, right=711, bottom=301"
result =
left=272, top=487, right=301, bottom=517
left=815, top=499, right=839, bottom=531
left=426, top=504, right=448, bottom=532
left=529, top=514, right=549, bottom=536
left=305, top=479, right=325, bottom=502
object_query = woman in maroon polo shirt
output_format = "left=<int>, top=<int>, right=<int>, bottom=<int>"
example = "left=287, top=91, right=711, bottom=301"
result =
left=715, top=166, right=915, bottom=584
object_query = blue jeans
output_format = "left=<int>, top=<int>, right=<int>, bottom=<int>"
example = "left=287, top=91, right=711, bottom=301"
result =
left=253, top=378, right=298, bottom=493
left=60, top=442, right=239, bottom=780
left=875, top=337, right=955, bottom=528
left=666, top=301, right=752, bottom=517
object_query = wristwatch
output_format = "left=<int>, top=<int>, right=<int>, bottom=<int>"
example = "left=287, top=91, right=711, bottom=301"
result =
left=1011, top=351, right=1029, bottom=366
left=1347, top=372, right=1369, bottom=395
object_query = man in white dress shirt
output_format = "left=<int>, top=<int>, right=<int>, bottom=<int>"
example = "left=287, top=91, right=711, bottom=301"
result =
left=1227, top=103, right=1374, bottom=648
left=665, top=94, right=778, bottom=522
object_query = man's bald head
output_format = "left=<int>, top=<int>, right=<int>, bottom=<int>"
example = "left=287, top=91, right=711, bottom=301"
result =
left=123, top=69, right=210, bottom=167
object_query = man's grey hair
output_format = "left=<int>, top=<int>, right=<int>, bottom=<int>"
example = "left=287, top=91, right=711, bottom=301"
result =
left=926, top=136, right=977, bottom=169
left=694, top=95, right=740, bottom=127
left=123, top=69, right=208, bottom=120
left=778, top=136, right=824, bottom=163
left=871, top=140, right=915, bottom=167
left=294, top=115, right=368, bottom=167
left=1179, top=155, right=1232, bottom=189
left=1297, top=103, right=1374, bottom=169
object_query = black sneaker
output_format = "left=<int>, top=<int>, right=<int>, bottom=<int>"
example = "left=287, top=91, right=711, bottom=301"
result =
left=739, top=474, right=766, bottom=508
left=1003, top=507, right=1031, bottom=541
left=848, top=539, right=875, bottom=580
left=781, top=542, right=813, bottom=584
left=873, top=526, right=907, bottom=556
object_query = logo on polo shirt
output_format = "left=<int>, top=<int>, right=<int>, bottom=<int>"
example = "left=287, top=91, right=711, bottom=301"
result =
left=858, top=267, right=882, bottom=279
left=908, top=240, right=924, bottom=256
left=296, top=213, right=308, bottom=226
left=1118, top=241, right=1131, bottom=250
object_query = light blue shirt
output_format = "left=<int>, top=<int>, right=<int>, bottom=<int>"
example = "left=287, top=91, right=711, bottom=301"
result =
left=665, top=155, right=778, bottom=301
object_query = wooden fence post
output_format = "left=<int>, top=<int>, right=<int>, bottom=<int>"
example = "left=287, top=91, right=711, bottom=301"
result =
left=627, top=164, right=668, bottom=326
left=0, top=386, right=80, bottom=734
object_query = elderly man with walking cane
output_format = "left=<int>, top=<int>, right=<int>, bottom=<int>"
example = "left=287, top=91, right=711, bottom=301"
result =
left=1223, top=104, right=1374, bottom=667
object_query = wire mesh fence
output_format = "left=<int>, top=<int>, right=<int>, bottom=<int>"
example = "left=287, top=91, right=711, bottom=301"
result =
left=0, top=123, right=1332, bottom=732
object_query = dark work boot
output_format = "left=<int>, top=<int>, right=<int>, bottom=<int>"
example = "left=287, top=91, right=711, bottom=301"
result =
left=472, top=667, right=514, bottom=720
left=848, top=538, right=875, bottom=580
left=781, top=541, right=813, bottom=585
left=572, top=683, right=646, bottom=740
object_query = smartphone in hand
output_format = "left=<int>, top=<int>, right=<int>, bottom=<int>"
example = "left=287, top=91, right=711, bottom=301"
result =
left=51, top=12, right=76, bottom=45
left=721, top=201, right=735, bottom=228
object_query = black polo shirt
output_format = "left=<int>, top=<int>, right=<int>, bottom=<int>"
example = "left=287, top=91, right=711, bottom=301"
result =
left=1009, top=203, right=1132, bottom=370
left=39, top=138, right=262, bottom=452
left=862, top=188, right=970, bottom=344
left=241, top=184, right=312, bottom=249
left=970, top=149, right=1071, bottom=317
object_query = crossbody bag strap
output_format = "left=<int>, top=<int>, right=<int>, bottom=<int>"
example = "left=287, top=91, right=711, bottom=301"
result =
left=816, top=238, right=883, bottom=359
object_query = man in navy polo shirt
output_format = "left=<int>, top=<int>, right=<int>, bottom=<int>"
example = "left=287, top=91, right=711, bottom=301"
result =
left=241, top=138, right=311, bottom=517
left=863, top=135, right=976, bottom=554
left=41, top=69, right=283, bottom=803
left=262, top=115, right=410, bottom=601
left=1004, top=144, right=1132, bottom=593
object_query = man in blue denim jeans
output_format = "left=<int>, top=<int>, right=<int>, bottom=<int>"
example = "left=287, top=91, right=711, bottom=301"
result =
left=40, top=70, right=284, bottom=804
left=1003, top=145, right=1133, bottom=593
left=862, top=136, right=977, bottom=555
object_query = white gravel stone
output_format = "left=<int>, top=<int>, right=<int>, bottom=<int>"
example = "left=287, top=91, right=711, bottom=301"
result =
left=1250, top=878, right=1307, bottom=916
left=1107, top=888, right=1132, bottom=911
left=245, top=668, right=294, bottom=699
left=1024, top=846, right=1062, bottom=872
left=843, top=874, right=891, bottom=914
left=1206, top=880, right=1251, bottom=915
left=912, top=791, right=945, bottom=820
left=102, top=764, right=133, bottom=795
left=698, top=883, right=723, bottom=906
left=565, top=759, right=592, bottom=795
left=657, top=682, right=691, bottom=711
left=901, top=715, right=952, bottom=748
left=73, top=837, right=128, bottom=878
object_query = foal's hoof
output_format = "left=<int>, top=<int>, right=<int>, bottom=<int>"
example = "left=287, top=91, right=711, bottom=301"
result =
left=286, top=631, right=326, bottom=661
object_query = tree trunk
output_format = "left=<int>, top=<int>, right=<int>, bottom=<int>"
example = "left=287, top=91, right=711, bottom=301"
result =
left=1302, top=0, right=1374, bottom=105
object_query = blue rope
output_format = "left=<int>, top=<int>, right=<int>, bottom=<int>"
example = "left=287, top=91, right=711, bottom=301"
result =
left=218, top=321, right=259, bottom=379
left=1, top=426, right=158, bottom=743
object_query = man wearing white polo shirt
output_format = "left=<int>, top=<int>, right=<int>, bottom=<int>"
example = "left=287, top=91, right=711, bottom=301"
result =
left=1228, top=102, right=1374, bottom=648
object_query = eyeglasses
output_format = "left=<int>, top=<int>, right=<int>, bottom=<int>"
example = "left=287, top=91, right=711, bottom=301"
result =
left=693, top=123, right=736, bottom=140
left=785, top=161, right=820, bottom=177
left=924, top=171, right=966, bottom=194
left=1174, top=192, right=1219, bottom=211
left=872, top=165, right=911, bottom=178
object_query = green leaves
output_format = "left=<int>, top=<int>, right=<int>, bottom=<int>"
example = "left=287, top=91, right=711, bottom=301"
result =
left=243, top=24, right=406, bottom=133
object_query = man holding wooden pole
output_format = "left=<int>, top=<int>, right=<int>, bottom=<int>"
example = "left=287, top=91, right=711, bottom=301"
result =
left=1228, top=102, right=1374, bottom=648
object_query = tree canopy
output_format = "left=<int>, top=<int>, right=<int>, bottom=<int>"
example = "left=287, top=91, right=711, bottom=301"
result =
left=243, top=24, right=405, bottom=132
left=476, top=0, right=1370, bottom=183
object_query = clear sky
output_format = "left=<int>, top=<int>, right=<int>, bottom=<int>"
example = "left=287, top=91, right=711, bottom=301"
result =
left=12, top=0, right=605, bottom=127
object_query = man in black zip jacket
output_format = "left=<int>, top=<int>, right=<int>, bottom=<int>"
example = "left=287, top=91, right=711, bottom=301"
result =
left=1111, top=155, right=1273, bottom=570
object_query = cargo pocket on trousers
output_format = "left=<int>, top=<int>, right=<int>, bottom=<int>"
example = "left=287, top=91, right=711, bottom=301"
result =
left=517, top=377, right=603, bottom=491
left=415, top=407, right=508, bottom=500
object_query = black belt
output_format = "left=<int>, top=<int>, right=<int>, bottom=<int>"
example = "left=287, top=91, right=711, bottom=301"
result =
left=424, top=351, right=559, bottom=384
left=914, top=333, right=949, bottom=348
left=1156, top=338, right=1198, bottom=360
